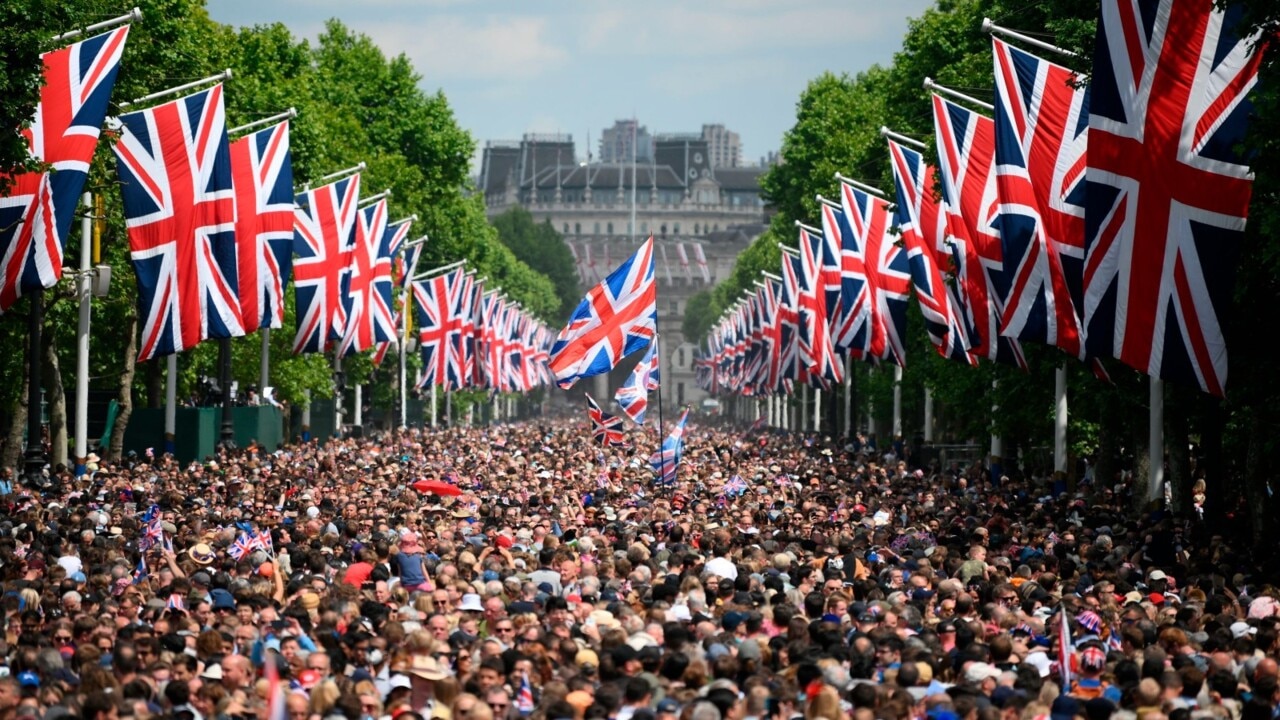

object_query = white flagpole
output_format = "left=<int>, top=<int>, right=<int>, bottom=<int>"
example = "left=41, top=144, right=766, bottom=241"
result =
left=924, top=387, right=934, bottom=442
left=229, top=107, right=297, bottom=136
left=982, top=17, right=1080, bottom=59
left=165, top=354, right=177, bottom=453
left=1054, top=365, right=1068, bottom=473
left=53, top=7, right=141, bottom=43
left=1149, top=377, right=1165, bottom=504
left=118, top=69, right=232, bottom=110
left=74, top=193, right=93, bottom=466
left=892, top=365, right=903, bottom=439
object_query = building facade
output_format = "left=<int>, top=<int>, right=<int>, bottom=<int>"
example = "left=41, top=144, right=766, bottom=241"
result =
left=699, top=124, right=742, bottom=169
left=599, top=119, right=654, bottom=164
left=479, top=133, right=770, bottom=412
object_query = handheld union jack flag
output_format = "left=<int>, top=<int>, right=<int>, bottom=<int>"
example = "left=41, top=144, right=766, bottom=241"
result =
left=228, top=532, right=254, bottom=561
left=1083, top=0, right=1262, bottom=396
left=114, top=84, right=243, bottom=361
left=887, top=138, right=975, bottom=365
left=0, top=26, right=130, bottom=313
left=650, top=407, right=690, bottom=485
left=992, top=38, right=1090, bottom=358
left=293, top=173, right=361, bottom=354
left=339, top=200, right=395, bottom=356
left=614, top=337, right=660, bottom=424
left=932, top=95, right=1028, bottom=369
left=586, top=393, right=626, bottom=447
left=840, top=182, right=910, bottom=366
left=549, top=236, right=657, bottom=388
left=230, top=120, right=294, bottom=333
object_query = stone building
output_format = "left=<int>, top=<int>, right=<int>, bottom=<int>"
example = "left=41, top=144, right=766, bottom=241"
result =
left=479, top=133, right=770, bottom=412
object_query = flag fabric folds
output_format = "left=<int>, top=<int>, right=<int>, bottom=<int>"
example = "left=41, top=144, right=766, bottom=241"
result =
left=932, top=94, right=1027, bottom=369
left=992, top=38, right=1090, bottom=359
left=841, top=182, right=910, bottom=366
left=114, top=84, right=242, bottom=362
left=1083, top=0, right=1262, bottom=396
left=339, top=199, right=395, bottom=356
left=614, top=337, right=660, bottom=424
left=0, top=26, right=130, bottom=313
left=293, top=174, right=361, bottom=354
left=586, top=393, right=626, bottom=447
left=694, top=243, right=711, bottom=283
left=229, top=120, right=294, bottom=333
left=797, top=226, right=843, bottom=385
left=414, top=269, right=466, bottom=391
left=650, top=407, right=690, bottom=484
left=887, top=138, right=975, bottom=364
left=549, top=236, right=657, bottom=388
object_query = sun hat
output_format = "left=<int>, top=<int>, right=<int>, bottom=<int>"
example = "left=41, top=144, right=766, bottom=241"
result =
left=187, top=543, right=215, bottom=566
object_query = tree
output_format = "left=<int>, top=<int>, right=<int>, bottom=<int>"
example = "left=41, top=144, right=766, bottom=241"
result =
left=491, top=207, right=580, bottom=320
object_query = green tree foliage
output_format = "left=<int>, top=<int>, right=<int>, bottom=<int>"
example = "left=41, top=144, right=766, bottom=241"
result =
left=696, top=0, right=1280, bottom=537
left=490, top=207, right=580, bottom=321
left=0, top=3, right=563, bottom=460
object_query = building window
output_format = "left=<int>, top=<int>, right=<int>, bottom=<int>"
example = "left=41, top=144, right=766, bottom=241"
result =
left=575, top=223, right=581, bottom=235
left=607, top=222, right=613, bottom=234
left=660, top=224, right=667, bottom=236
left=677, top=348, right=685, bottom=367
left=694, top=223, right=700, bottom=235
left=674, top=223, right=681, bottom=235
left=677, top=382, right=685, bottom=406
left=641, top=222, right=648, bottom=233
left=594, top=222, right=601, bottom=234
left=563, top=223, right=569, bottom=234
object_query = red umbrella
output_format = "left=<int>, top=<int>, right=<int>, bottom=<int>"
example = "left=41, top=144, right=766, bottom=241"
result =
left=412, top=479, right=462, bottom=497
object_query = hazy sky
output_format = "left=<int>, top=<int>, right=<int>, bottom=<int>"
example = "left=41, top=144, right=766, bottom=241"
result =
left=207, top=0, right=936, bottom=165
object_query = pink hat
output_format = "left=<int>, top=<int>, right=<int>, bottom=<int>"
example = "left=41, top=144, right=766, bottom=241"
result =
left=1249, top=596, right=1279, bottom=620
left=401, top=532, right=422, bottom=553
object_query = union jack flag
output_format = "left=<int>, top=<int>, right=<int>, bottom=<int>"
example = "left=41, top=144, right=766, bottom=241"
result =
left=255, top=529, right=274, bottom=557
left=822, top=199, right=869, bottom=358
left=228, top=532, right=254, bottom=561
left=1083, top=0, right=1262, bottom=396
left=293, top=173, right=361, bottom=354
left=840, top=181, right=910, bottom=366
left=797, top=226, right=843, bottom=385
left=229, top=120, right=293, bottom=333
left=166, top=594, right=186, bottom=611
left=778, top=252, right=809, bottom=385
left=932, top=94, right=1028, bottom=369
left=694, top=242, right=711, bottom=283
left=114, top=84, right=242, bottom=361
left=614, top=337, right=660, bottom=424
left=650, top=407, right=689, bottom=485
left=586, top=393, right=626, bottom=447
left=887, top=139, right=975, bottom=364
left=723, top=475, right=749, bottom=497
left=414, top=269, right=467, bottom=391
left=549, top=236, right=656, bottom=388
left=676, top=241, right=692, bottom=280
left=0, top=26, right=130, bottom=313
left=992, top=38, right=1090, bottom=358
left=397, top=231, right=421, bottom=288
left=339, top=200, right=395, bottom=356
left=132, top=554, right=147, bottom=585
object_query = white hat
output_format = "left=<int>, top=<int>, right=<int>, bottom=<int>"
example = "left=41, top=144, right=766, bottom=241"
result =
left=1148, top=570, right=1167, bottom=581
left=201, top=664, right=223, bottom=680
left=964, top=662, right=1002, bottom=684
left=458, top=593, right=484, bottom=612
left=389, top=674, right=412, bottom=691
left=1231, top=621, right=1257, bottom=638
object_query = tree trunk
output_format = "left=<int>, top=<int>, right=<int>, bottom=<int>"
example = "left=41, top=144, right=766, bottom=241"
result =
left=108, top=311, right=138, bottom=461
left=146, top=357, right=163, bottom=409
left=1167, top=397, right=1191, bottom=515
left=2, top=347, right=30, bottom=473
left=1243, top=409, right=1275, bottom=545
left=44, top=330, right=68, bottom=469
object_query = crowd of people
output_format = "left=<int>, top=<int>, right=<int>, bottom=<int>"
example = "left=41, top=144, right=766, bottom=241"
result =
left=0, top=413, right=1274, bottom=720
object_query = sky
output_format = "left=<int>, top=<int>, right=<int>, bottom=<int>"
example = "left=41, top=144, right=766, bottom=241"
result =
left=207, top=0, right=936, bottom=167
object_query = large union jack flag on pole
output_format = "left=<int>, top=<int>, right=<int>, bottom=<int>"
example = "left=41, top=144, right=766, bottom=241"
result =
left=614, top=337, right=660, bottom=424
left=992, top=38, right=1091, bottom=358
left=114, top=84, right=243, bottom=361
left=797, top=225, right=843, bottom=385
left=0, top=26, right=130, bottom=313
left=888, top=138, right=976, bottom=365
left=230, top=120, right=293, bottom=333
left=549, top=236, right=657, bottom=388
left=1083, top=0, right=1262, bottom=396
left=840, top=181, right=911, bottom=366
left=932, top=94, right=1028, bottom=369
left=339, top=199, right=394, bottom=356
left=822, top=198, right=869, bottom=359
left=414, top=269, right=466, bottom=391
left=293, top=173, right=360, bottom=354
